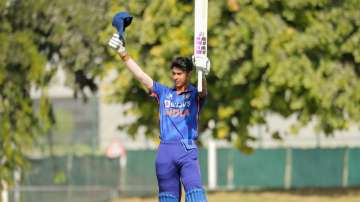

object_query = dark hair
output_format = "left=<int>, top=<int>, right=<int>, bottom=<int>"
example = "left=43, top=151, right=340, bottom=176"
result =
left=171, top=57, right=193, bottom=72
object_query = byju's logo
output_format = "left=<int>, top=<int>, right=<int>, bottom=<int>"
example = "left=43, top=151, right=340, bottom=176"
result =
left=164, top=100, right=171, bottom=108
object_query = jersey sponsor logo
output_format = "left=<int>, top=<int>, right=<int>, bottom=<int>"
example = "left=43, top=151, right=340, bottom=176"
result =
left=164, top=100, right=171, bottom=108
left=164, top=100, right=191, bottom=109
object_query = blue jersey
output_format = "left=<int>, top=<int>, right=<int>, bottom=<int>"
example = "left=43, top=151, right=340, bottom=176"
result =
left=151, top=81, right=206, bottom=141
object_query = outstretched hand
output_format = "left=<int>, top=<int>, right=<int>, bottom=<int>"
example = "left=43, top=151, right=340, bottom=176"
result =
left=192, top=55, right=210, bottom=75
left=108, top=33, right=126, bottom=53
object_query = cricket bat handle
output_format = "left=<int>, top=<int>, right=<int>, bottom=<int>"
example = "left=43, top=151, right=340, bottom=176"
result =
left=198, top=69, right=203, bottom=92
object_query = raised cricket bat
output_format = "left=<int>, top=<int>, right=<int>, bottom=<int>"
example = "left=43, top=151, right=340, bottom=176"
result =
left=194, top=0, right=208, bottom=92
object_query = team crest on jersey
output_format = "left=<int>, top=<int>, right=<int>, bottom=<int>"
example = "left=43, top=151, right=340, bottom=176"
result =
left=166, top=93, right=173, bottom=100
left=184, top=93, right=191, bottom=99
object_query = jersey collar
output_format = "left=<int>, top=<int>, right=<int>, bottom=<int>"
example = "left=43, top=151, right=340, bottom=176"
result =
left=171, top=83, right=195, bottom=94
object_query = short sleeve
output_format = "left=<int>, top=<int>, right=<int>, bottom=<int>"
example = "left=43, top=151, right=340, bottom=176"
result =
left=150, top=81, right=168, bottom=99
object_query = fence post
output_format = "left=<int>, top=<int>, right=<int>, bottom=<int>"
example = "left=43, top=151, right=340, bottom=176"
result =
left=208, top=139, right=217, bottom=190
left=119, top=155, right=127, bottom=193
left=226, top=149, right=234, bottom=190
left=342, top=147, right=349, bottom=187
left=1, top=180, right=9, bottom=202
left=284, top=148, right=292, bottom=189
left=14, top=170, right=21, bottom=202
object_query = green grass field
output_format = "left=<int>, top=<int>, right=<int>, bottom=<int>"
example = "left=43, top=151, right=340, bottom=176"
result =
left=112, top=189, right=360, bottom=202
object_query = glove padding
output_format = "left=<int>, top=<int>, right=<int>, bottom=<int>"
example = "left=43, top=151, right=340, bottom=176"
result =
left=192, top=55, right=210, bottom=75
left=108, top=33, right=126, bottom=53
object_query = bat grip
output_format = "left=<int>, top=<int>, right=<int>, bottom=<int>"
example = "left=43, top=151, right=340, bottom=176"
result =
left=197, top=69, right=203, bottom=92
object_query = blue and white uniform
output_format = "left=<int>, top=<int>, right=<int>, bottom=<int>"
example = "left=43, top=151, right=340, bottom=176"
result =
left=151, top=81, right=207, bottom=202
left=151, top=81, right=205, bottom=141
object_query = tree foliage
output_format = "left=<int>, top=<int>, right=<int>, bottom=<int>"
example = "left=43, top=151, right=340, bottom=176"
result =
left=104, top=0, right=360, bottom=151
left=1, top=0, right=360, bottom=189
left=0, top=0, right=109, bottom=187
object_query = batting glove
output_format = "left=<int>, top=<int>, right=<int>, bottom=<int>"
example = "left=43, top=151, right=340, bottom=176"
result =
left=108, top=33, right=126, bottom=53
left=192, top=55, right=211, bottom=75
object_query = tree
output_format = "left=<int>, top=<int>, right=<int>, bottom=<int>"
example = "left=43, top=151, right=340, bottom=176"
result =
left=1, top=0, right=360, bottom=190
left=0, top=0, right=109, bottom=188
left=103, top=0, right=360, bottom=152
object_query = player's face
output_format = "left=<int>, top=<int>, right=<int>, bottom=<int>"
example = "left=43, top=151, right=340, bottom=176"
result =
left=172, top=67, right=191, bottom=88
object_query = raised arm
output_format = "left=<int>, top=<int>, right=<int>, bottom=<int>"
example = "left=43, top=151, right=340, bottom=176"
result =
left=108, top=33, right=153, bottom=90
left=118, top=51, right=153, bottom=89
